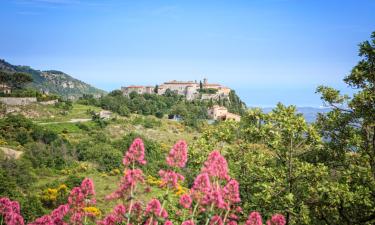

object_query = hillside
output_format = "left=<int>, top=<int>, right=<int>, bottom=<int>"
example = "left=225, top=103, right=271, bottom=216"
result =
left=0, top=59, right=106, bottom=99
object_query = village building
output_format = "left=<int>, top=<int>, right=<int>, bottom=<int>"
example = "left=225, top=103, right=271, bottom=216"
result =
left=0, top=83, right=11, bottom=94
left=207, top=105, right=241, bottom=122
left=121, top=78, right=231, bottom=101
left=121, top=85, right=154, bottom=96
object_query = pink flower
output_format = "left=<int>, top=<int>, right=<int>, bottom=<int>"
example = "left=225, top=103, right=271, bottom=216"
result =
left=229, top=214, right=239, bottom=220
left=223, top=179, right=241, bottom=204
left=68, top=187, right=85, bottom=208
left=203, top=187, right=227, bottom=209
left=202, top=150, right=229, bottom=180
left=209, top=215, right=223, bottom=225
left=28, top=215, right=53, bottom=225
left=227, top=221, right=238, bottom=225
left=106, top=169, right=144, bottom=200
left=181, top=220, right=195, bottom=225
left=29, top=204, right=69, bottom=225
left=70, top=212, right=83, bottom=224
left=4, top=212, right=25, bottom=225
left=166, top=140, right=188, bottom=168
left=0, top=198, right=24, bottom=225
left=145, top=199, right=168, bottom=219
left=123, top=138, right=146, bottom=166
left=158, top=170, right=184, bottom=189
left=191, top=173, right=211, bottom=200
left=51, top=204, right=70, bottom=220
left=97, top=214, right=117, bottom=225
left=145, top=218, right=158, bottom=225
left=164, top=220, right=173, bottom=225
left=245, top=211, right=263, bottom=225
left=266, top=214, right=286, bottom=225
left=81, top=178, right=95, bottom=196
left=97, top=204, right=127, bottom=225
left=179, top=194, right=192, bottom=209
left=130, top=201, right=143, bottom=219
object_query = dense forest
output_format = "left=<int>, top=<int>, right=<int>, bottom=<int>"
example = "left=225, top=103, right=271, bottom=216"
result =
left=0, top=32, right=374, bottom=225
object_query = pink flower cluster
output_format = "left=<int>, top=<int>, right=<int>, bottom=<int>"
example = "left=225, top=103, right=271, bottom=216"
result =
left=266, top=214, right=286, bottom=225
left=97, top=204, right=126, bottom=225
left=123, top=138, right=146, bottom=166
left=28, top=204, right=70, bottom=225
left=145, top=199, right=168, bottom=219
left=0, top=198, right=24, bottom=225
left=166, top=140, right=188, bottom=168
left=105, top=169, right=144, bottom=200
left=245, top=212, right=286, bottom=225
left=245, top=212, right=263, bottom=225
left=188, top=151, right=238, bottom=211
left=1, top=138, right=287, bottom=225
left=158, top=170, right=184, bottom=189
left=179, top=194, right=192, bottom=209
left=28, top=178, right=97, bottom=225
left=202, top=150, right=230, bottom=180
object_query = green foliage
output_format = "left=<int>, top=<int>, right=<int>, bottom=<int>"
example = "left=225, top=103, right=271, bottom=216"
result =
left=199, top=88, right=218, bottom=94
left=314, top=31, right=375, bottom=224
left=0, top=70, right=33, bottom=90
left=0, top=157, right=36, bottom=197
left=78, top=88, right=245, bottom=128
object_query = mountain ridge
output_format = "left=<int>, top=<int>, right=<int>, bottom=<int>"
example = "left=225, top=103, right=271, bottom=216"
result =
left=0, top=59, right=106, bottom=99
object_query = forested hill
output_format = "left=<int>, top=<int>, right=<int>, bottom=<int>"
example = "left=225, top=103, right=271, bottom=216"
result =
left=0, top=59, right=106, bottom=99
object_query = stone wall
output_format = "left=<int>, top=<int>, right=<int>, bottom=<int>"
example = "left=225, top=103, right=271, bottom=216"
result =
left=0, top=97, right=37, bottom=106
left=39, top=99, right=59, bottom=105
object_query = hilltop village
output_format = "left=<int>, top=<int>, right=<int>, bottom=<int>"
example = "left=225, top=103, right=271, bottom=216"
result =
left=121, top=78, right=241, bottom=121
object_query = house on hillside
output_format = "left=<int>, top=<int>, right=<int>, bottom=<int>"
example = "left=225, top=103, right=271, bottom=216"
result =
left=0, top=83, right=11, bottom=94
left=208, top=105, right=241, bottom=122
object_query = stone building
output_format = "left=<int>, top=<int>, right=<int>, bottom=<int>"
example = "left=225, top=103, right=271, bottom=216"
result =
left=121, top=85, right=154, bottom=96
left=156, top=80, right=200, bottom=100
left=208, top=105, right=241, bottom=122
left=0, top=83, right=11, bottom=94
left=121, top=78, right=231, bottom=101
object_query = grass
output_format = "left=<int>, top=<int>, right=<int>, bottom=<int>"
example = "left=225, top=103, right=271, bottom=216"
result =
left=19, top=103, right=103, bottom=123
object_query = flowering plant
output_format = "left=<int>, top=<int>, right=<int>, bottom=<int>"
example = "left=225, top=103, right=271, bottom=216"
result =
left=0, top=138, right=285, bottom=225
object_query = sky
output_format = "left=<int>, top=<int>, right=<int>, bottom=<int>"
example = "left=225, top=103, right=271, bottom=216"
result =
left=0, top=0, right=374, bottom=107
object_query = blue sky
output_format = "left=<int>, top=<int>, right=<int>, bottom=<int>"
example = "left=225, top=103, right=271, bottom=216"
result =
left=0, top=0, right=374, bottom=107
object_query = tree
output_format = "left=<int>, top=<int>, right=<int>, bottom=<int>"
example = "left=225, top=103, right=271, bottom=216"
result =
left=9, top=72, right=33, bottom=89
left=239, top=104, right=323, bottom=224
left=315, top=31, right=375, bottom=224
left=0, top=71, right=11, bottom=85
left=154, top=85, right=159, bottom=94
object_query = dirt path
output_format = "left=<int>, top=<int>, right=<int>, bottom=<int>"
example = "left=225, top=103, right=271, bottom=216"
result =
left=37, top=118, right=91, bottom=125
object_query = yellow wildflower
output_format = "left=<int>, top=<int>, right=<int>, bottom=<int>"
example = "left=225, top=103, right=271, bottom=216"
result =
left=83, top=207, right=101, bottom=217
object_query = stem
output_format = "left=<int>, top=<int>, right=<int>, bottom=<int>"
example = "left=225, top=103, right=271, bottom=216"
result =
left=204, top=203, right=214, bottom=225
left=223, top=209, right=230, bottom=224
left=191, top=202, right=199, bottom=220
left=126, top=162, right=136, bottom=225
left=182, top=210, right=186, bottom=222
